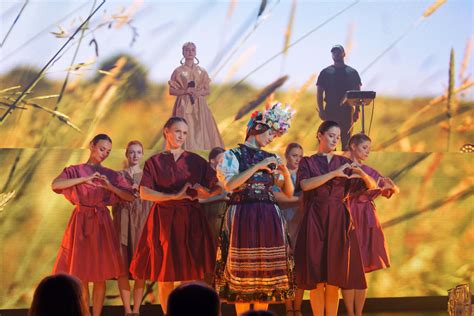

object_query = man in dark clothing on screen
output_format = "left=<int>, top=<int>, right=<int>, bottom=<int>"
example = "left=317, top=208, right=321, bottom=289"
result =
left=316, top=44, right=361, bottom=150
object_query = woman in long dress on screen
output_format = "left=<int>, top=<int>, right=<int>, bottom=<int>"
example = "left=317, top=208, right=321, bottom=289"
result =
left=51, top=134, right=134, bottom=316
left=168, top=42, right=224, bottom=150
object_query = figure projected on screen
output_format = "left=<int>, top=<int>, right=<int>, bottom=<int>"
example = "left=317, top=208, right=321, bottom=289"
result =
left=316, top=45, right=362, bottom=151
left=168, top=42, right=224, bottom=150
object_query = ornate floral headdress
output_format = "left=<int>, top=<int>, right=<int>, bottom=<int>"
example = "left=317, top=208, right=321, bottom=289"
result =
left=247, top=102, right=295, bottom=137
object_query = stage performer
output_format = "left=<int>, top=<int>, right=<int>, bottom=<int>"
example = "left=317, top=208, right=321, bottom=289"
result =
left=130, top=117, right=222, bottom=315
left=294, top=121, right=376, bottom=316
left=169, top=42, right=224, bottom=150
left=316, top=45, right=361, bottom=150
left=273, top=143, right=305, bottom=316
left=112, top=140, right=152, bottom=316
left=214, top=103, right=296, bottom=315
left=341, top=133, right=399, bottom=316
left=51, top=134, right=134, bottom=316
left=201, top=147, right=228, bottom=240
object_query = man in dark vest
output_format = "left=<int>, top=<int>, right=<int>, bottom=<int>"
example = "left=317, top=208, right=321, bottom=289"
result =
left=316, top=44, right=361, bottom=150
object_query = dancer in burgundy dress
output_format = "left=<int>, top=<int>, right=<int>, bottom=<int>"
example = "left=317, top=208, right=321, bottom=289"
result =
left=341, top=133, right=399, bottom=316
left=294, top=121, right=376, bottom=316
left=130, top=117, right=222, bottom=315
left=113, top=140, right=152, bottom=316
left=215, top=103, right=295, bottom=315
left=51, top=134, right=134, bottom=316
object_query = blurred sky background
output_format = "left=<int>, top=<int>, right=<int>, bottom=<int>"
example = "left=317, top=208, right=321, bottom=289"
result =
left=1, top=0, right=473, bottom=98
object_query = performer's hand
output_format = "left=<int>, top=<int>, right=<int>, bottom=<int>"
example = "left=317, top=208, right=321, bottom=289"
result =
left=96, top=174, right=113, bottom=190
left=277, top=163, right=291, bottom=177
left=84, top=172, right=101, bottom=186
left=256, top=156, right=279, bottom=173
left=186, top=87, right=196, bottom=95
left=332, top=163, right=352, bottom=178
left=176, top=183, right=195, bottom=200
left=193, top=183, right=211, bottom=199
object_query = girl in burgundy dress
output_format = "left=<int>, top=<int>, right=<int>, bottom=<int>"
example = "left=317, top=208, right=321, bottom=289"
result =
left=113, top=141, right=152, bottom=316
left=130, top=117, right=221, bottom=315
left=294, top=121, right=376, bottom=316
left=51, top=134, right=134, bottom=316
left=215, top=103, right=295, bottom=315
left=341, top=133, right=399, bottom=316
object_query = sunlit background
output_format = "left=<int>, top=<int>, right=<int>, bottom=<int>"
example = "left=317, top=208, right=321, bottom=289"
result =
left=0, top=0, right=473, bottom=309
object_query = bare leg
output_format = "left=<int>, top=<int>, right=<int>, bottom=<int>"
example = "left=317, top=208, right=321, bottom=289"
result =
left=309, top=283, right=325, bottom=316
left=293, top=288, right=305, bottom=315
left=82, top=281, right=91, bottom=314
left=235, top=303, right=251, bottom=315
left=118, top=276, right=132, bottom=314
left=341, top=289, right=355, bottom=316
left=325, top=284, right=340, bottom=316
left=158, top=281, right=175, bottom=315
left=132, top=279, right=146, bottom=314
left=92, top=281, right=106, bottom=316
left=284, top=299, right=294, bottom=315
left=253, top=302, right=268, bottom=311
left=354, top=289, right=367, bottom=316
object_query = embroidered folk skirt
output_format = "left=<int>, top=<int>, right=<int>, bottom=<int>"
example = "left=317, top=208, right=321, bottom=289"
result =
left=214, top=202, right=295, bottom=303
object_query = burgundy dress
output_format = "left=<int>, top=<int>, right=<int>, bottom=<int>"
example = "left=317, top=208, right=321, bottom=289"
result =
left=348, top=164, right=391, bottom=273
left=130, top=151, right=218, bottom=282
left=294, top=154, right=367, bottom=290
left=52, top=164, right=130, bottom=282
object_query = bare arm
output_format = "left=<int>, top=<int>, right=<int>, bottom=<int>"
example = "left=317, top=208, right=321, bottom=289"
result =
left=51, top=172, right=100, bottom=191
left=300, top=163, right=352, bottom=191
left=278, top=165, right=294, bottom=198
left=350, top=164, right=377, bottom=190
left=98, top=175, right=135, bottom=202
left=274, top=191, right=299, bottom=209
left=140, top=183, right=193, bottom=202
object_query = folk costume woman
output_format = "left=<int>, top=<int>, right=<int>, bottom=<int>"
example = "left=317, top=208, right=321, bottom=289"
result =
left=341, top=133, right=399, bottom=316
left=294, top=121, right=376, bottom=316
left=215, top=103, right=296, bottom=315
left=51, top=134, right=134, bottom=316
left=130, top=117, right=221, bottom=315
left=169, top=42, right=224, bottom=150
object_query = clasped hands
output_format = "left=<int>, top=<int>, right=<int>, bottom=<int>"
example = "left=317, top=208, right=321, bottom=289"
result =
left=175, top=182, right=209, bottom=201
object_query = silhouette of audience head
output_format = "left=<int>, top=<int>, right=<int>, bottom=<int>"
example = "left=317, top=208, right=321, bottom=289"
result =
left=29, top=274, right=89, bottom=316
left=167, top=282, right=220, bottom=316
